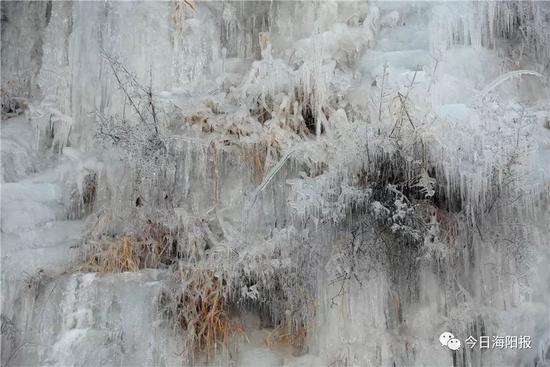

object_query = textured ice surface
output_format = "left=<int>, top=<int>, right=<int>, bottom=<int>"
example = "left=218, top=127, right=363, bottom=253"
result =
left=1, top=1, right=549, bottom=366
left=6, top=271, right=181, bottom=367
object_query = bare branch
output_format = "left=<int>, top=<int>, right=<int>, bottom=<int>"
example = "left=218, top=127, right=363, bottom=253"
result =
left=102, top=51, right=148, bottom=125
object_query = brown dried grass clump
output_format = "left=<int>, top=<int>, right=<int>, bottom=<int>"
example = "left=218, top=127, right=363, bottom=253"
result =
left=77, top=222, right=175, bottom=272
left=265, top=323, right=307, bottom=351
left=184, top=112, right=214, bottom=133
left=163, top=269, right=245, bottom=361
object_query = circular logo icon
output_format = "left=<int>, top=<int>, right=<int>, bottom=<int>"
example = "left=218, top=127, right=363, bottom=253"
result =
left=447, top=338, right=461, bottom=350
left=439, top=332, right=455, bottom=347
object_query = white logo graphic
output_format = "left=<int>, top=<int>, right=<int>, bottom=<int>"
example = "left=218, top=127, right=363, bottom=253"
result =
left=439, top=332, right=455, bottom=347
left=447, top=338, right=461, bottom=350
left=440, top=332, right=462, bottom=350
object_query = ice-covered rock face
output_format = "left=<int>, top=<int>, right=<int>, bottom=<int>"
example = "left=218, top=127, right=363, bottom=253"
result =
left=5, top=271, right=181, bottom=367
left=2, top=1, right=550, bottom=367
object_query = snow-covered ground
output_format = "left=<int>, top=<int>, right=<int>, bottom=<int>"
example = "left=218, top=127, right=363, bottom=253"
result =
left=1, top=1, right=549, bottom=366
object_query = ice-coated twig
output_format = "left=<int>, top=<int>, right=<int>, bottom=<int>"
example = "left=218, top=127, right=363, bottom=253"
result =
left=248, top=148, right=296, bottom=209
left=378, top=63, right=389, bottom=122
left=480, top=70, right=545, bottom=98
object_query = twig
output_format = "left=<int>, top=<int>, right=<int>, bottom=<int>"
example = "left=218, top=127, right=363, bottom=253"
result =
left=480, top=70, right=545, bottom=98
left=249, top=148, right=295, bottom=209
left=390, top=68, right=418, bottom=137
left=102, top=51, right=147, bottom=124
left=397, top=92, right=415, bottom=130
left=148, top=66, right=159, bottom=133
left=427, top=54, right=440, bottom=93
left=378, top=63, right=389, bottom=122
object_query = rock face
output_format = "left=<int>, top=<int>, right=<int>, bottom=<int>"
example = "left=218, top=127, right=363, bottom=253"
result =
left=7, top=271, right=180, bottom=367
left=2, top=2, right=550, bottom=367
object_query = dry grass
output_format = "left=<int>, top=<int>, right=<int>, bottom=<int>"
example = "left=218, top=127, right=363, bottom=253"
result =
left=1, top=80, right=28, bottom=119
left=161, top=268, right=245, bottom=361
left=240, top=134, right=281, bottom=182
left=242, top=143, right=268, bottom=182
left=82, top=172, right=97, bottom=211
left=171, top=0, right=195, bottom=34
left=77, top=222, right=175, bottom=272
left=78, top=223, right=248, bottom=360
left=264, top=323, right=307, bottom=351
left=184, top=112, right=214, bottom=133
left=77, top=236, right=137, bottom=272
left=416, top=201, right=459, bottom=244
left=66, top=171, right=97, bottom=219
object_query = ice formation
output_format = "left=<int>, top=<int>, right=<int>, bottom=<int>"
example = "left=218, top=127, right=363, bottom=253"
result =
left=1, top=1, right=549, bottom=366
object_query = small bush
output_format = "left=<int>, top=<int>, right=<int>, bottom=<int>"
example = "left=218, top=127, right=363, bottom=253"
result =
left=1, top=80, right=28, bottom=119
left=159, top=267, right=245, bottom=361
left=77, top=222, right=175, bottom=272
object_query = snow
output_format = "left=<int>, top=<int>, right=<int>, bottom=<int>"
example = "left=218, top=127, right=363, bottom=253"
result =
left=1, top=1, right=549, bottom=366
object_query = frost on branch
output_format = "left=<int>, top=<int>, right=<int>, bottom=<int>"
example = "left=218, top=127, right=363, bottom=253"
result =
left=2, top=2, right=549, bottom=366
